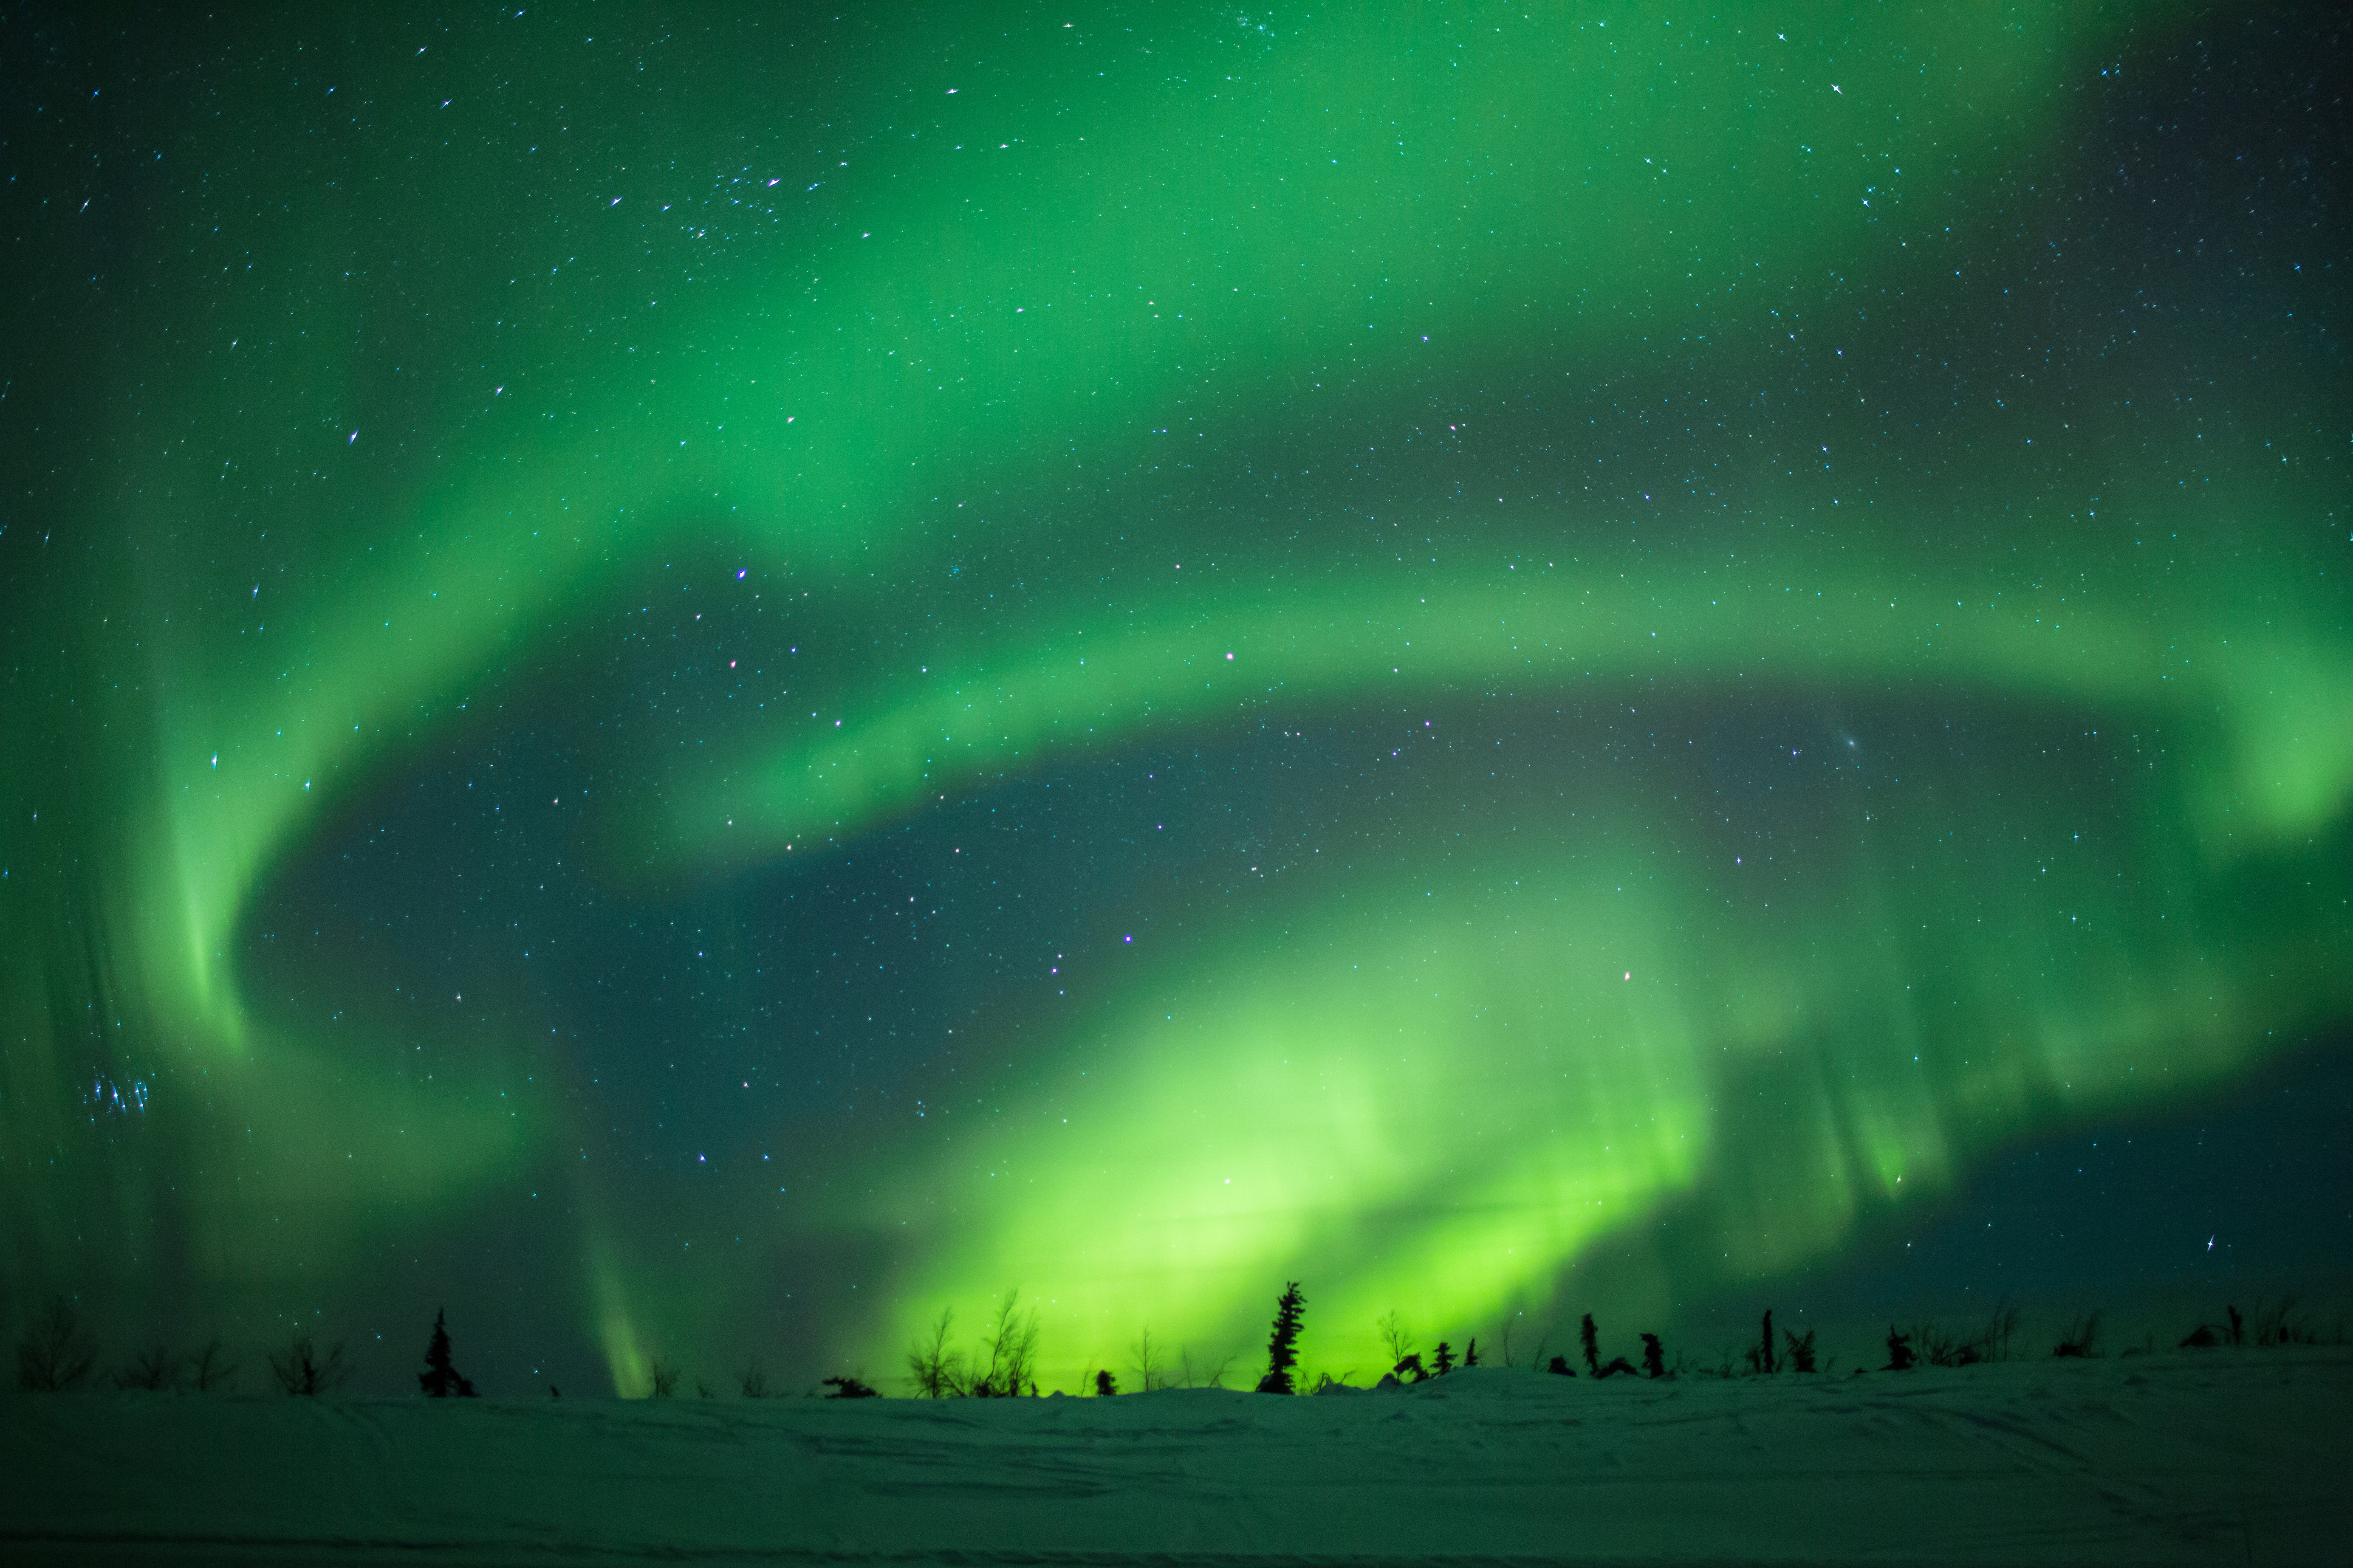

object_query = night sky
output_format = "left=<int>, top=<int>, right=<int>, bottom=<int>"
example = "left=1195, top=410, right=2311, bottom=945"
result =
left=4, top=4, right=2347, bottom=1396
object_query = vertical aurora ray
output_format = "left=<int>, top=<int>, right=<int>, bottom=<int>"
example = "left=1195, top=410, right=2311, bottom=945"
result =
left=3, top=3, right=2342, bottom=1390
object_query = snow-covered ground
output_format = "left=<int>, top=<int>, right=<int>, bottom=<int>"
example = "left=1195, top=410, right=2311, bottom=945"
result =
left=7, top=1349, right=2346, bottom=1563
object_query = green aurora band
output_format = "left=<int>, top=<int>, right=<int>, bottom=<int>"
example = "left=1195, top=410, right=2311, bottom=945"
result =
left=4, top=3, right=2346, bottom=1391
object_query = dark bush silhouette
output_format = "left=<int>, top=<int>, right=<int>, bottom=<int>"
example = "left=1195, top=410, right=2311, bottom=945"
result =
left=823, top=1375, right=880, bottom=1399
left=1432, top=1340, right=1456, bottom=1376
left=1784, top=1327, right=1818, bottom=1374
left=190, top=1335, right=240, bottom=1393
left=1545, top=1354, right=1574, bottom=1377
left=2227, top=1304, right=2246, bottom=1346
left=1760, top=1310, right=1777, bottom=1375
left=1595, top=1354, right=1637, bottom=1379
left=740, top=1358, right=772, bottom=1398
left=648, top=1356, right=681, bottom=1397
left=2053, top=1310, right=2102, bottom=1359
left=1884, top=1326, right=1916, bottom=1372
left=115, top=1344, right=178, bottom=1391
left=18, top=1296, right=99, bottom=1392
left=1640, top=1332, right=1664, bottom=1379
left=1095, top=1368, right=1118, bottom=1396
left=2180, top=1323, right=2220, bottom=1349
left=2249, top=1297, right=2316, bottom=1347
left=1916, top=1322, right=1981, bottom=1367
left=418, top=1309, right=477, bottom=1398
left=270, top=1332, right=352, bottom=1396
left=1256, top=1281, right=1305, bottom=1394
left=1394, top=1351, right=1427, bottom=1382
left=1579, top=1314, right=1601, bottom=1377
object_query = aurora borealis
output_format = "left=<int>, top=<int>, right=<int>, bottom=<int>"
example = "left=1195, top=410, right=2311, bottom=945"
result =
left=5, top=4, right=2347, bottom=1395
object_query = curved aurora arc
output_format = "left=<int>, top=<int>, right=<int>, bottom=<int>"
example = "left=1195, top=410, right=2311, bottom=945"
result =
left=3, top=3, right=2346, bottom=1392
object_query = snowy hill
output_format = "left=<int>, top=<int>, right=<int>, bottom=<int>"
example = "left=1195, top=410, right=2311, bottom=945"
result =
left=7, top=1351, right=2346, bottom=1563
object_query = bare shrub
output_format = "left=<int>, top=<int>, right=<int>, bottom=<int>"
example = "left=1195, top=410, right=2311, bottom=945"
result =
left=970, top=1290, right=1040, bottom=1397
left=2250, top=1297, right=2317, bottom=1347
left=2053, top=1310, right=2103, bottom=1359
left=906, top=1307, right=965, bottom=1398
left=739, top=1357, right=771, bottom=1398
left=1913, top=1321, right=1981, bottom=1368
left=1177, top=1345, right=1233, bottom=1389
left=1130, top=1326, right=1167, bottom=1392
left=191, top=1335, right=240, bottom=1392
left=115, top=1345, right=179, bottom=1390
left=647, top=1356, right=681, bottom=1398
left=1376, top=1309, right=1415, bottom=1370
left=1978, top=1298, right=2023, bottom=1362
left=268, top=1333, right=352, bottom=1396
left=18, top=1297, right=99, bottom=1392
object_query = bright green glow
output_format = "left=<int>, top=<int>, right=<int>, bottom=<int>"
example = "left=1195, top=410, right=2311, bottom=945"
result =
left=847, top=781, right=2348, bottom=1380
left=679, top=523, right=2353, bottom=864
left=6, top=3, right=2343, bottom=1393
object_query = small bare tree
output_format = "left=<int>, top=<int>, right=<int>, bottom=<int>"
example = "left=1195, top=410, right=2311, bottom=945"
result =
left=1178, top=1345, right=1234, bottom=1390
left=647, top=1356, right=681, bottom=1398
left=1978, top=1298, right=2023, bottom=1362
left=18, top=1297, right=99, bottom=1392
left=906, top=1307, right=965, bottom=1398
left=971, top=1290, right=1040, bottom=1396
left=1130, top=1327, right=1167, bottom=1392
left=1376, top=1309, right=1415, bottom=1371
left=115, top=1345, right=180, bottom=1390
left=191, top=1335, right=240, bottom=1392
left=268, top=1333, right=352, bottom=1396
left=739, top=1356, right=772, bottom=1398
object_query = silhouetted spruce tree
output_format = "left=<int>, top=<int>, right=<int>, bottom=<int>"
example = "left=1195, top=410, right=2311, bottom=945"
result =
left=418, top=1309, right=476, bottom=1398
left=1784, top=1328, right=1817, bottom=1373
left=1432, top=1341, right=1455, bottom=1375
left=1095, top=1368, right=1118, bottom=1396
left=1760, top=1309, right=1777, bottom=1375
left=1545, top=1354, right=1575, bottom=1377
left=1256, top=1281, right=1306, bottom=1394
left=1640, top=1332, right=1664, bottom=1379
left=1463, top=1338, right=1479, bottom=1368
left=1579, top=1314, right=1601, bottom=1377
left=1884, top=1326, right=1916, bottom=1371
